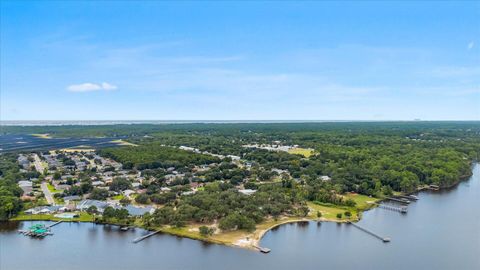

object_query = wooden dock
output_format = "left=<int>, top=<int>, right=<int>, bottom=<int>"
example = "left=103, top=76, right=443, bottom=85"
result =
left=378, top=204, right=408, bottom=213
left=348, top=222, right=390, bottom=242
left=132, top=231, right=160, bottom=243
left=386, top=197, right=410, bottom=204
left=46, top=221, right=63, bottom=228
left=253, top=245, right=271, bottom=253
left=397, top=195, right=418, bottom=201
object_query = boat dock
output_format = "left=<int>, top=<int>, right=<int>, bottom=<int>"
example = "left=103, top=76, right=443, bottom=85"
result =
left=47, top=221, right=63, bottom=228
left=398, top=195, right=418, bottom=201
left=253, top=245, right=271, bottom=253
left=386, top=197, right=410, bottom=204
left=378, top=204, right=408, bottom=213
left=132, top=231, right=160, bottom=243
left=348, top=222, right=390, bottom=242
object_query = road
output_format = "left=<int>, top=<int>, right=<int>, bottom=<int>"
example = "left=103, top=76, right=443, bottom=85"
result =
left=33, top=154, right=45, bottom=173
left=41, top=182, right=55, bottom=205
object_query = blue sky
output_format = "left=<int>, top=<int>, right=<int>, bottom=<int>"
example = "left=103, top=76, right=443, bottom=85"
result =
left=1, top=1, right=479, bottom=120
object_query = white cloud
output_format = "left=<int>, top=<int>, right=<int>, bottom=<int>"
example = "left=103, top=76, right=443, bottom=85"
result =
left=100, top=82, right=117, bottom=90
left=67, top=82, right=117, bottom=92
left=468, top=41, right=475, bottom=50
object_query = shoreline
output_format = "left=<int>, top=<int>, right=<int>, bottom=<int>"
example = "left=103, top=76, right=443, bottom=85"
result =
left=8, top=213, right=356, bottom=252
left=10, top=164, right=477, bottom=252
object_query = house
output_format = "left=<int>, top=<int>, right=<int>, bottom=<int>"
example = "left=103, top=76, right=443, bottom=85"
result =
left=56, top=184, right=71, bottom=190
left=123, top=205, right=155, bottom=216
left=179, top=146, right=198, bottom=152
left=227, top=155, right=241, bottom=161
left=92, top=181, right=104, bottom=187
left=272, top=168, right=288, bottom=175
left=190, top=182, right=201, bottom=189
left=18, top=180, right=33, bottom=194
left=63, top=195, right=81, bottom=202
left=17, top=155, right=30, bottom=170
left=123, top=189, right=136, bottom=197
left=239, top=189, right=257, bottom=196
left=25, top=206, right=62, bottom=214
left=320, top=175, right=331, bottom=181
left=77, top=200, right=109, bottom=212
left=132, top=182, right=141, bottom=189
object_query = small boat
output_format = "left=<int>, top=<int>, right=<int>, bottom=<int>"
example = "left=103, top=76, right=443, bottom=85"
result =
left=120, top=227, right=130, bottom=231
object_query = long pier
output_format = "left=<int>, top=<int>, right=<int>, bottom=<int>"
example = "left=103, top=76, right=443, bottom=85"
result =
left=47, top=221, right=63, bottom=228
left=378, top=204, right=408, bottom=213
left=348, top=222, right=390, bottom=242
left=132, top=231, right=161, bottom=243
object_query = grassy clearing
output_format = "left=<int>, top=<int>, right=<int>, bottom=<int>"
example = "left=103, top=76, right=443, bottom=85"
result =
left=307, top=202, right=357, bottom=221
left=31, top=133, right=52, bottom=139
left=343, top=193, right=379, bottom=210
left=287, top=148, right=314, bottom=157
left=111, top=139, right=138, bottom=147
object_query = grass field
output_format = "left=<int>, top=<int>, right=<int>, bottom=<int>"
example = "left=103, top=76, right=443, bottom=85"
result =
left=307, top=202, right=357, bottom=221
left=343, top=193, right=379, bottom=210
left=12, top=212, right=94, bottom=222
left=31, top=133, right=52, bottom=139
left=287, top=148, right=314, bottom=157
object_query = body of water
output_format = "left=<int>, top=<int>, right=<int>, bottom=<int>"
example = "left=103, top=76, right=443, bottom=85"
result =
left=1, top=164, right=479, bottom=270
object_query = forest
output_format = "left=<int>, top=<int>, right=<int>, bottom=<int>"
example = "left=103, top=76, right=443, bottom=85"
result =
left=1, top=121, right=479, bottom=227
left=0, top=154, right=24, bottom=220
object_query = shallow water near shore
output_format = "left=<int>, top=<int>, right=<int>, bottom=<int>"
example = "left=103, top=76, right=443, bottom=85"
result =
left=2, top=164, right=479, bottom=270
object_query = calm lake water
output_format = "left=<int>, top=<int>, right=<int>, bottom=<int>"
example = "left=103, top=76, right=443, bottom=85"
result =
left=1, top=164, right=479, bottom=270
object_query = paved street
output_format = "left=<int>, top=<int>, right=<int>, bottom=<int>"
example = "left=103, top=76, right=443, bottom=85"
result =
left=41, top=182, right=55, bottom=205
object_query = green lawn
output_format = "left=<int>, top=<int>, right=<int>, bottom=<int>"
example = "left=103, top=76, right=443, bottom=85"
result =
left=343, top=193, right=379, bottom=210
left=12, top=212, right=94, bottom=222
left=287, top=148, right=314, bottom=157
left=307, top=202, right=357, bottom=221
left=112, top=194, right=124, bottom=200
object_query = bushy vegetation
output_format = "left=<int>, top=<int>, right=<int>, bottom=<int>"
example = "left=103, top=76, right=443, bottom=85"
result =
left=100, top=143, right=221, bottom=170
left=0, top=154, right=24, bottom=220
left=143, top=183, right=301, bottom=231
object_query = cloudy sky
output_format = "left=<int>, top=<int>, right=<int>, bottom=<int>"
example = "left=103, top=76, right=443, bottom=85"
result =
left=1, top=1, right=479, bottom=120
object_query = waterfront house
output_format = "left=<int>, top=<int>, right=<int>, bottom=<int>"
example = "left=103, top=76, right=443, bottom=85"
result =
left=77, top=200, right=109, bottom=213
left=123, top=205, right=155, bottom=216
